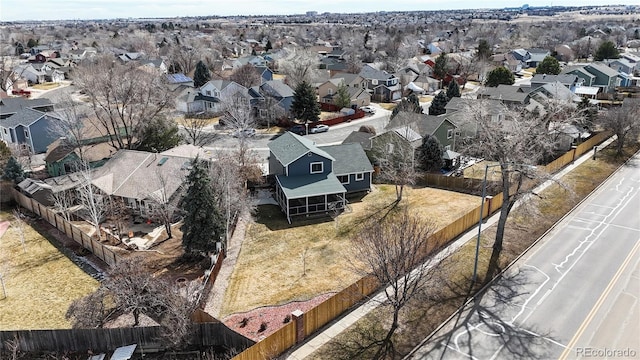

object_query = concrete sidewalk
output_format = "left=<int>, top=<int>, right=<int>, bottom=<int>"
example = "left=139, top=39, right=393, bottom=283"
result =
left=285, top=136, right=616, bottom=360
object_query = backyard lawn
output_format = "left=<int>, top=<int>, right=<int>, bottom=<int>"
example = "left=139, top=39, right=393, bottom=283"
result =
left=220, top=185, right=479, bottom=317
left=0, top=211, right=99, bottom=330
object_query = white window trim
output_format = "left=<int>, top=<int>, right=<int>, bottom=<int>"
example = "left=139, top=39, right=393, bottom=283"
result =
left=310, top=162, right=323, bottom=174
left=24, top=129, right=29, bottom=138
left=338, top=175, right=350, bottom=184
left=447, top=129, right=453, bottom=139
left=355, top=173, right=365, bottom=181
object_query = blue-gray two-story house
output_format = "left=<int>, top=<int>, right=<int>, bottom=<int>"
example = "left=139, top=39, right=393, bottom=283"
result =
left=0, top=108, right=60, bottom=154
left=268, top=132, right=373, bottom=223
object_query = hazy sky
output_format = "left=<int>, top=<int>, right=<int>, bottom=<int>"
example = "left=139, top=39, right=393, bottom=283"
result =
left=0, top=0, right=637, bottom=21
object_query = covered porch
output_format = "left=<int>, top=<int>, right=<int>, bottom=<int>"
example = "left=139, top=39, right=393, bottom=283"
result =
left=275, top=174, right=347, bottom=223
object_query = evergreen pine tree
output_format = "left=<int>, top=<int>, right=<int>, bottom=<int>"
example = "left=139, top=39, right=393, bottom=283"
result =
left=265, top=40, right=273, bottom=52
left=536, top=56, right=561, bottom=75
left=433, top=52, right=448, bottom=80
left=447, top=81, right=461, bottom=101
left=3, top=157, right=25, bottom=184
left=391, top=93, right=422, bottom=120
left=334, top=82, right=351, bottom=109
left=428, top=91, right=448, bottom=116
left=137, top=117, right=183, bottom=152
left=291, top=81, right=320, bottom=124
left=193, top=60, right=211, bottom=87
left=419, top=135, right=444, bottom=171
left=485, top=66, right=515, bottom=87
left=181, top=159, right=225, bottom=256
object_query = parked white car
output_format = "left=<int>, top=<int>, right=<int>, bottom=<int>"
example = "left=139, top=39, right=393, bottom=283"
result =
left=309, top=124, right=330, bottom=133
left=361, top=106, right=376, bottom=114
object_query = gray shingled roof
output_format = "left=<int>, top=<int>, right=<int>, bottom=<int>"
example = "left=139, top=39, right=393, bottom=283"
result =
left=276, top=173, right=345, bottom=199
left=531, top=74, right=579, bottom=86
left=262, top=80, right=294, bottom=98
left=268, top=132, right=335, bottom=167
left=0, top=97, right=54, bottom=117
left=90, top=150, right=190, bottom=201
left=1, top=108, right=48, bottom=128
left=477, top=85, right=529, bottom=103
left=586, top=63, right=620, bottom=78
left=342, top=131, right=373, bottom=150
left=359, top=65, right=396, bottom=81
left=320, top=143, right=373, bottom=175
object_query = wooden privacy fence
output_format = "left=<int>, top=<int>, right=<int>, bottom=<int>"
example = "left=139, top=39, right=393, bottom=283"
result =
left=12, top=188, right=120, bottom=266
left=0, top=322, right=254, bottom=353
left=233, top=132, right=613, bottom=360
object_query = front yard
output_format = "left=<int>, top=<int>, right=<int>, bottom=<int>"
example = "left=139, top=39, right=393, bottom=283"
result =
left=0, top=211, right=99, bottom=329
left=220, top=185, right=480, bottom=317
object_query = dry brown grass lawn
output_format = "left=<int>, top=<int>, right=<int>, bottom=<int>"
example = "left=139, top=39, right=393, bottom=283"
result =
left=379, top=103, right=397, bottom=111
left=175, top=116, right=219, bottom=127
left=309, top=142, right=639, bottom=359
left=31, top=83, right=60, bottom=90
left=220, top=185, right=479, bottom=317
left=0, top=212, right=99, bottom=330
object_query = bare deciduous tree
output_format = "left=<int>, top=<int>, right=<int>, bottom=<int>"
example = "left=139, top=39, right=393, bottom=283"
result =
left=147, top=169, right=183, bottom=239
left=11, top=210, right=27, bottom=254
left=229, top=63, right=261, bottom=88
left=459, top=100, right=578, bottom=280
left=72, top=55, right=174, bottom=150
left=66, top=257, right=200, bottom=348
left=277, top=49, right=321, bottom=87
left=350, top=209, right=437, bottom=359
left=371, top=124, right=420, bottom=201
left=599, top=99, right=640, bottom=157
left=76, top=165, right=107, bottom=238
left=49, top=190, right=75, bottom=222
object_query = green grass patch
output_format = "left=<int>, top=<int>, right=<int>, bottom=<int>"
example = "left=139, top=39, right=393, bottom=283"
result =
left=0, top=211, right=99, bottom=329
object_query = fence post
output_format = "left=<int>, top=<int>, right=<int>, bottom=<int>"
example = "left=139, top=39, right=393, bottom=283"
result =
left=292, top=310, right=304, bottom=343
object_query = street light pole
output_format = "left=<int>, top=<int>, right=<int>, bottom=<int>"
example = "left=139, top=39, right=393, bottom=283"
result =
left=472, top=162, right=535, bottom=283
left=472, top=163, right=495, bottom=283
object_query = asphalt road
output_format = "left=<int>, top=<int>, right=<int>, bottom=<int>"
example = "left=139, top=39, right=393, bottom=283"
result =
left=200, top=105, right=393, bottom=162
left=408, top=152, right=640, bottom=360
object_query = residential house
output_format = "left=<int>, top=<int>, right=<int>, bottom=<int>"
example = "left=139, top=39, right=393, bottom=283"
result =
left=90, top=150, right=191, bottom=218
left=385, top=112, right=459, bottom=151
left=527, top=81, right=581, bottom=104
left=254, top=66, right=274, bottom=83
left=444, top=98, right=505, bottom=138
left=359, top=64, right=402, bottom=102
left=255, top=80, right=295, bottom=117
left=530, top=74, right=583, bottom=90
left=318, top=73, right=371, bottom=108
left=44, top=115, right=123, bottom=176
left=526, top=48, right=551, bottom=68
left=490, top=53, right=522, bottom=73
left=562, top=63, right=620, bottom=93
left=0, top=97, right=54, bottom=119
left=604, top=58, right=638, bottom=86
left=511, top=48, right=531, bottom=68
left=139, top=59, right=168, bottom=74
left=165, top=73, right=195, bottom=90
left=476, top=84, right=530, bottom=105
left=554, top=44, right=575, bottom=62
left=268, top=132, right=373, bottom=222
left=0, top=108, right=61, bottom=154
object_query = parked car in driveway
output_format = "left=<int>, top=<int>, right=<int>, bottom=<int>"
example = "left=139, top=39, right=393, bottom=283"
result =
left=232, top=128, right=256, bottom=138
left=361, top=106, right=376, bottom=114
left=309, top=124, right=329, bottom=133
left=288, top=124, right=306, bottom=135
